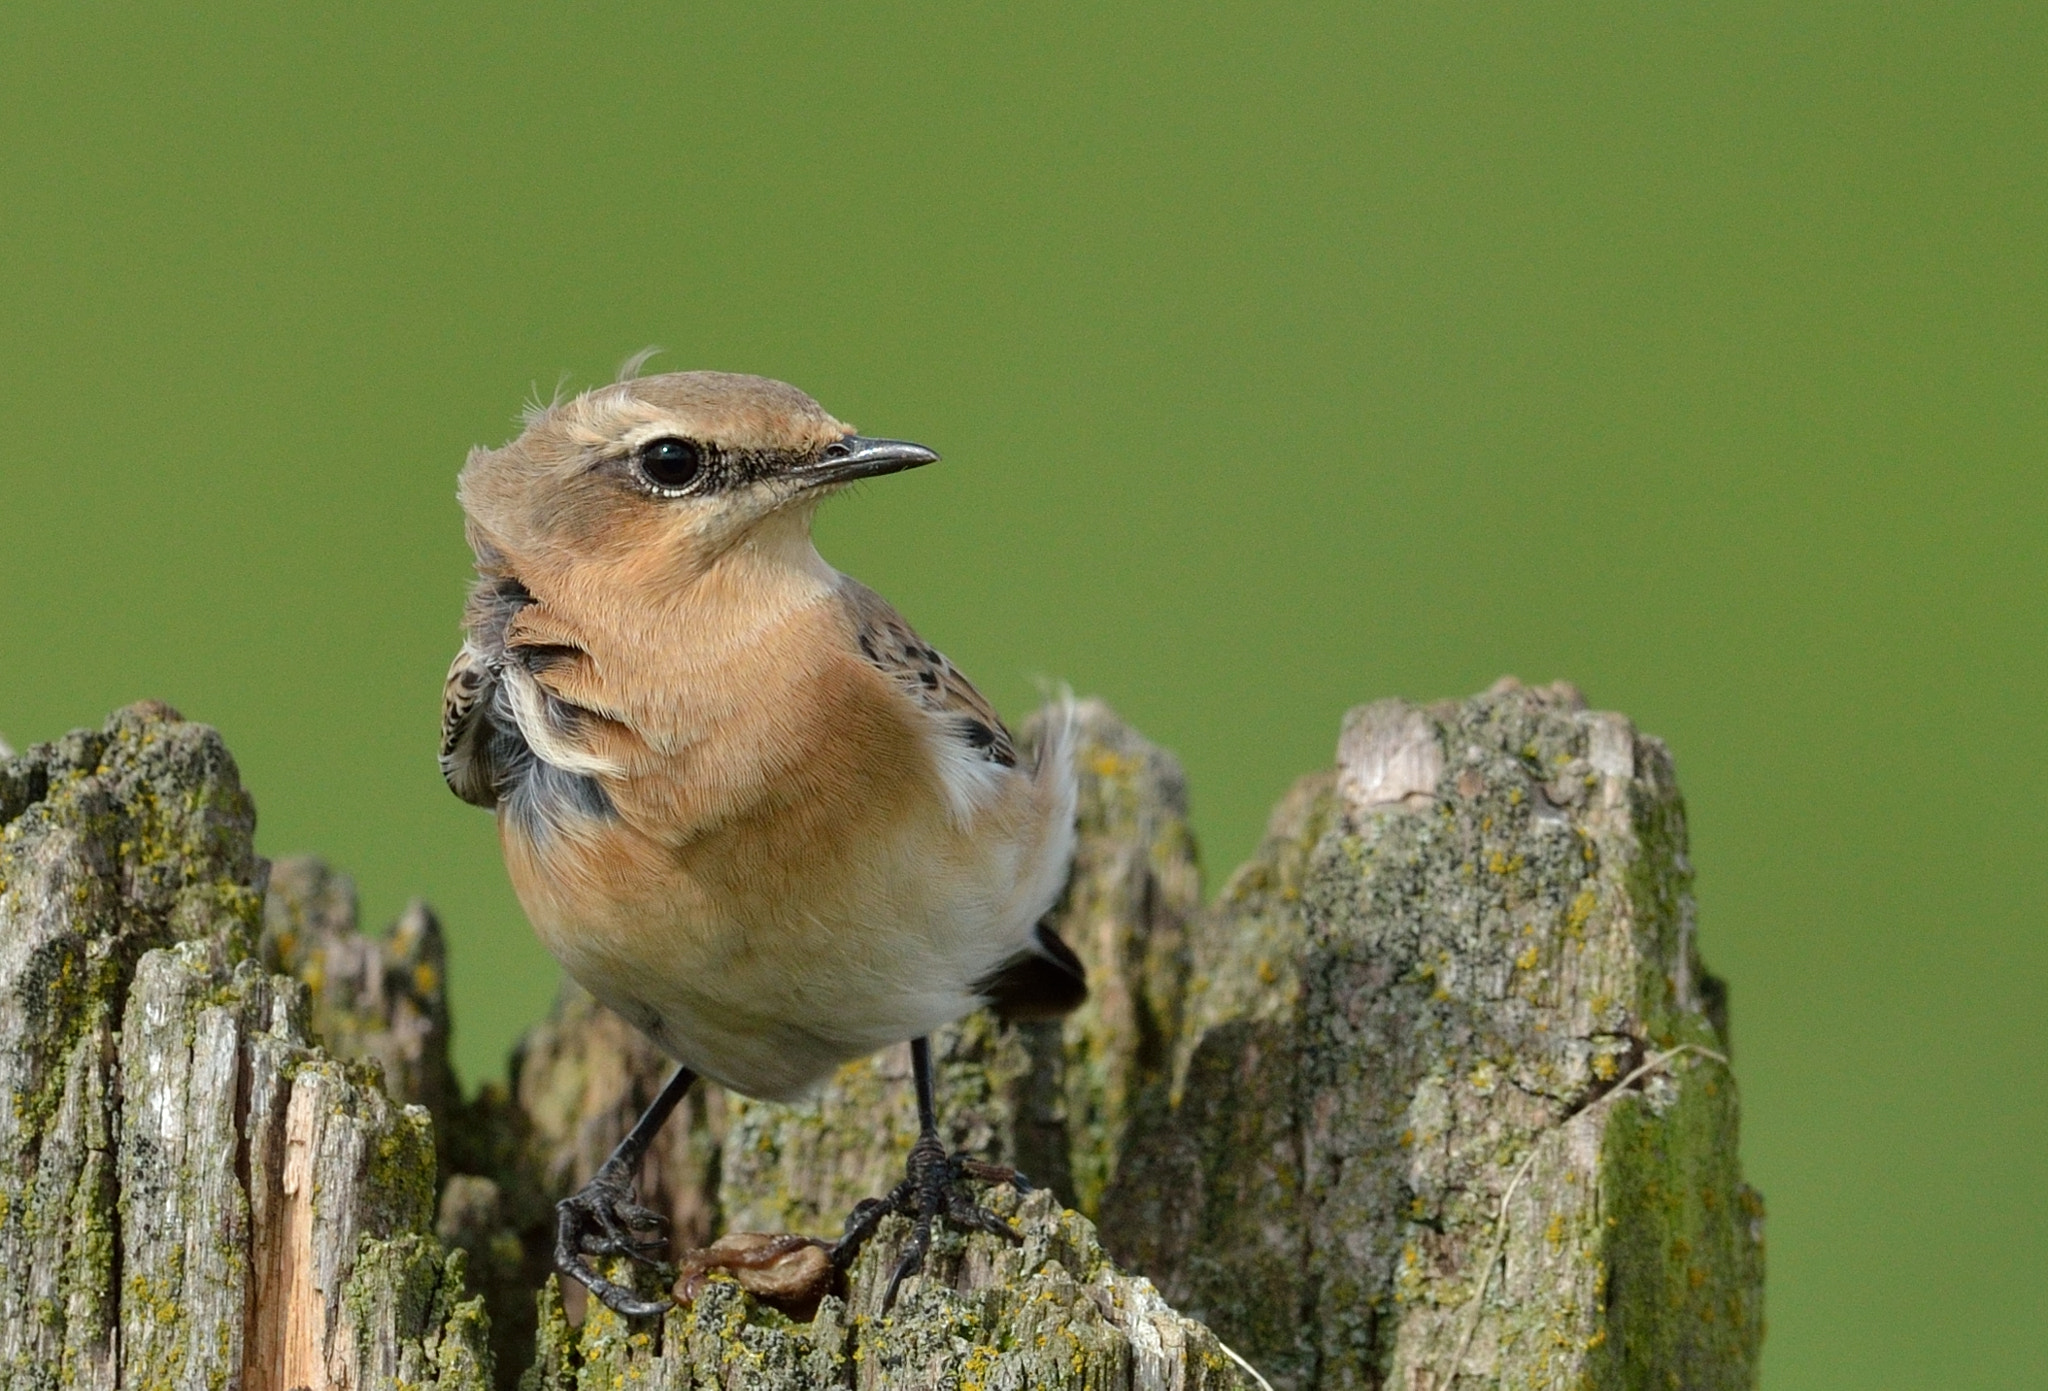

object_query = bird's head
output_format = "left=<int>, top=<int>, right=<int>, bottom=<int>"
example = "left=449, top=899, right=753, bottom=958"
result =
left=457, top=369, right=937, bottom=584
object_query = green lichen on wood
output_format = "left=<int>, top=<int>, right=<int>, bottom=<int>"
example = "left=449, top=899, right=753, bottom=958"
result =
left=0, top=703, right=265, bottom=1390
left=1104, top=680, right=1764, bottom=1391
left=1594, top=1068, right=1765, bottom=1389
left=522, top=1190, right=1249, bottom=1391
left=343, top=1236, right=494, bottom=1391
left=559, top=1273, right=850, bottom=1391
left=261, top=857, right=465, bottom=1146
left=3, top=690, right=1762, bottom=1390
left=0, top=704, right=499, bottom=1391
left=1032, top=700, right=1204, bottom=1216
left=840, top=1191, right=1247, bottom=1391
left=514, top=1279, right=568, bottom=1391
left=1096, top=769, right=1338, bottom=1383
left=1181, top=769, right=1337, bottom=1050
left=115, top=942, right=274, bottom=1391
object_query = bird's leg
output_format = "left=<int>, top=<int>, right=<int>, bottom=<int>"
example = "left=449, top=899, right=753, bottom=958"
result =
left=832, top=1037, right=1027, bottom=1307
left=555, top=1063, right=697, bottom=1319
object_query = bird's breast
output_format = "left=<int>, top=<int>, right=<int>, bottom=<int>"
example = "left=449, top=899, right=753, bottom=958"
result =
left=500, top=759, right=1046, bottom=1099
left=494, top=612, right=1054, bottom=1097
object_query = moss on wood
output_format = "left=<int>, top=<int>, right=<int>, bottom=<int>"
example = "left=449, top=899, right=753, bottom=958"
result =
left=0, top=688, right=1760, bottom=1390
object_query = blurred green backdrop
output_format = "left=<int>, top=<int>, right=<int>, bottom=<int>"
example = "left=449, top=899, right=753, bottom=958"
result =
left=2, top=3, right=2042, bottom=1384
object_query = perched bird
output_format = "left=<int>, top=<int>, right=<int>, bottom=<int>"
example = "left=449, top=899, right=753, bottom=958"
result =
left=440, top=368, right=1085, bottom=1315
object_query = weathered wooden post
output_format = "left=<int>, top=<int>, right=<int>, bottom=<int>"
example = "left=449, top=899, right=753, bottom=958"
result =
left=0, top=684, right=1761, bottom=1390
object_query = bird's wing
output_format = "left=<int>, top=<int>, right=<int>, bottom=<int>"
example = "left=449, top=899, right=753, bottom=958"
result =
left=836, top=578, right=1017, bottom=768
left=439, top=641, right=502, bottom=807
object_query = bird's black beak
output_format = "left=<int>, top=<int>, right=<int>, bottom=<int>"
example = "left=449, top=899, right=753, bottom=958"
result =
left=793, top=435, right=940, bottom=488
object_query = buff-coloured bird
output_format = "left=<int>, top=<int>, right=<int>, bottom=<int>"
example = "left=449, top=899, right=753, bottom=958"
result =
left=441, top=367, right=1083, bottom=1315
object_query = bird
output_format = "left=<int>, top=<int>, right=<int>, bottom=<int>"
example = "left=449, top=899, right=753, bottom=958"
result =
left=438, top=367, right=1086, bottom=1316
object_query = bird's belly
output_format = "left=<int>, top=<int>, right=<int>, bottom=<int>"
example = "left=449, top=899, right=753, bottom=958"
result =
left=504, top=814, right=1041, bottom=1101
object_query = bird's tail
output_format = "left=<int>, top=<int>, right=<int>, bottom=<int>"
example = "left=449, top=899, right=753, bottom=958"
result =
left=1032, top=683, right=1080, bottom=842
left=975, top=684, right=1088, bottom=1020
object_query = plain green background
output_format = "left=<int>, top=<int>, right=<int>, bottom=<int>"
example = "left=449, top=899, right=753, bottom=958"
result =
left=2, top=4, right=2041, bottom=1383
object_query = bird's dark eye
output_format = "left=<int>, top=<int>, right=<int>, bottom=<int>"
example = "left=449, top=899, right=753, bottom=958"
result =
left=636, top=437, right=703, bottom=491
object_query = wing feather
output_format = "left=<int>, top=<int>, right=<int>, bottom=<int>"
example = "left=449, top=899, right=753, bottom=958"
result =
left=837, top=578, right=1017, bottom=769
left=439, top=642, right=501, bottom=807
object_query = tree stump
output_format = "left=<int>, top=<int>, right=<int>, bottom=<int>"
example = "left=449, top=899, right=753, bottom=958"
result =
left=0, top=684, right=1762, bottom=1390
left=1104, top=680, right=1765, bottom=1389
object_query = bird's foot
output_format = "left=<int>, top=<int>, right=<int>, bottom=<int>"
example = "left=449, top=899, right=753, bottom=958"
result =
left=832, top=1131, right=1028, bottom=1307
left=555, top=1160, right=673, bottom=1318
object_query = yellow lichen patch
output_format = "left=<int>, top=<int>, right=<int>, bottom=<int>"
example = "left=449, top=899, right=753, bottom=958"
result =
left=1565, top=889, right=1597, bottom=938
left=1088, top=751, right=1138, bottom=780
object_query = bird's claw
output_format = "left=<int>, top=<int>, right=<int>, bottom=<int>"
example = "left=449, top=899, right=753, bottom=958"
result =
left=554, top=1164, right=674, bottom=1318
left=832, top=1132, right=1026, bottom=1308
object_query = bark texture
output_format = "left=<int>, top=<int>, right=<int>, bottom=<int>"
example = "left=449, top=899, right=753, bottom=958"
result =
left=1102, top=679, right=1765, bottom=1389
left=0, top=701, right=1240, bottom=1391
left=260, top=858, right=464, bottom=1171
left=0, top=684, right=1762, bottom=1390
left=0, top=704, right=490, bottom=1391
left=524, top=1188, right=1249, bottom=1391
